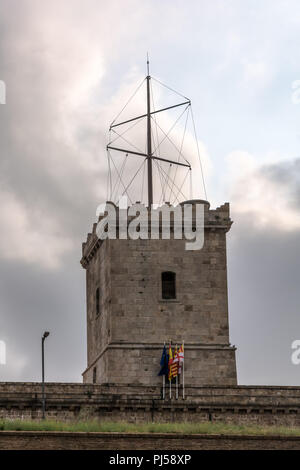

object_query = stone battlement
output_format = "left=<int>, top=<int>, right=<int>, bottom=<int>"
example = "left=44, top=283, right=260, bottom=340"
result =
left=81, top=200, right=232, bottom=266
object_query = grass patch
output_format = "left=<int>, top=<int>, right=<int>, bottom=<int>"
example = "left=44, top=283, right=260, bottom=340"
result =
left=0, top=420, right=300, bottom=436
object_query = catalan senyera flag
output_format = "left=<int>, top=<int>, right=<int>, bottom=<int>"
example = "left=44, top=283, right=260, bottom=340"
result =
left=178, top=344, right=184, bottom=374
left=168, top=345, right=179, bottom=380
left=173, top=345, right=178, bottom=363
left=173, top=345, right=179, bottom=377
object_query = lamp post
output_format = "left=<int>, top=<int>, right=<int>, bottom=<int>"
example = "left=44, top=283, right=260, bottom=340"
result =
left=41, top=331, right=50, bottom=420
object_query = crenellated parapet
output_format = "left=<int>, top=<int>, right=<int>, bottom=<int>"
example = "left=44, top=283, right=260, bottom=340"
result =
left=81, top=200, right=232, bottom=269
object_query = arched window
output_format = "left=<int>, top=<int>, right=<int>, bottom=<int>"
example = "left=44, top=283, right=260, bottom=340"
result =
left=96, top=287, right=100, bottom=316
left=161, top=271, right=176, bottom=300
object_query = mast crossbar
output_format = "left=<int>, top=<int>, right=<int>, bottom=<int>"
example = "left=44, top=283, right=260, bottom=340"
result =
left=110, top=100, right=190, bottom=130
left=107, top=145, right=191, bottom=168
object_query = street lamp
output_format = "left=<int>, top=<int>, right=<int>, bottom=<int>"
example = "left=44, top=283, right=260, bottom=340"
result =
left=41, top=331, right=50, bottom=420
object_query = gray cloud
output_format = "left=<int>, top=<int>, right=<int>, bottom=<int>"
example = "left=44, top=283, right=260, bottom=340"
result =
left=228, top=158, right=300, bottom=385
left=0, top=257, right=86, bottom=381
left=261, top=158, right=300, bottom=209
left=0, top=0, right=300, bottom=386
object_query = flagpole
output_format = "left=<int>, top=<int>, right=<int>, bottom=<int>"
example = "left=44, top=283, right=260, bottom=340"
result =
left=169, top=340, right=172, bottom=400
left=183, top=340, right=185, bottom=400
left=176, top=343, right=178, bottom=400
left=163, top=342, right=165, bottom=400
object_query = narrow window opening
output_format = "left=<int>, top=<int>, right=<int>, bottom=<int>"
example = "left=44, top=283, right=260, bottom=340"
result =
left=93, top=367, right=97, bottom=384
left=96, top=287, right=100, bottom=316
left=162, top=271, right=176, bottom=299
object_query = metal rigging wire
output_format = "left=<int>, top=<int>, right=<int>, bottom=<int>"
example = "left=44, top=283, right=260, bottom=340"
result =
left=171, top=167, right=190, bottom=206
left=121, top=158, right=147, bottom=199
left=153, top=160, right=178, bottom=204
left=141, top=156, right=146, bottom=202
left=169, top=106, right=190, bottom=201
left=110, top=153, right=133, bottom=204
left=110, top=77, right=146, bottom=126
left=152, top=104, right=190, bottom=155
left=155, top=160, right=188, bottom=203
left=150, top=79, right=166, bottom=203
left=108, top=116, right=144, bottom=146
left=111, top=153, right=127, bottom=201
left=151, top=76, right=190, bottom=101
left=150, top=114, right=190, bottom=167
left=190, top=106, right=208, bottom=201
left=110, top=127, right=145, bottom=154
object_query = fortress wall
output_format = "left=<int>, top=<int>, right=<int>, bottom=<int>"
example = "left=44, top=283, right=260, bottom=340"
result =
left=1, top=382, right=300, bottom=426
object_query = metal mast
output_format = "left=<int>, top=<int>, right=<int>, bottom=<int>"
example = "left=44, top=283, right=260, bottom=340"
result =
left=146, top=57, right=153, bottom=207
left=107, top=60, right=191, bottom=207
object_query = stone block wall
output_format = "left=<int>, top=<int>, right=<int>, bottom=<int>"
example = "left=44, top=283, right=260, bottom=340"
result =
left=2, top=382, right=300, bottom=427
left=83, top=345, right=236, bottom=386
left=81, top=201, right=237, bottom=387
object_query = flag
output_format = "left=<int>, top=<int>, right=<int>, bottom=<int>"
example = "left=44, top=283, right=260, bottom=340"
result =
left=172, top=345, right=179, bottom=378
left=173, top=345, right=178, bottom=365
left=178, top=344, right=184, bottom=374
left=168, top=344, right=178, bottom=380
left=158, top=344, right=168, bottom=376
left=168, top=344, right=173, bottom=381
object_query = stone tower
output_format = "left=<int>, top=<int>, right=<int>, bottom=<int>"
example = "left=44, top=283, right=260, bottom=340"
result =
left=81, top=200, right=237, bottom=387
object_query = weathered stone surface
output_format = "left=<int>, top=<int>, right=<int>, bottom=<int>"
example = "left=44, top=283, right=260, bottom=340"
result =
left=81, top=201, right=237, bottom=386
left=2, top=383, right=300, bottom=427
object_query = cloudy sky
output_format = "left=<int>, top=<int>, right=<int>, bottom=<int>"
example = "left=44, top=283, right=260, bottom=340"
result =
left=0, top=0, right=300, bottom=385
